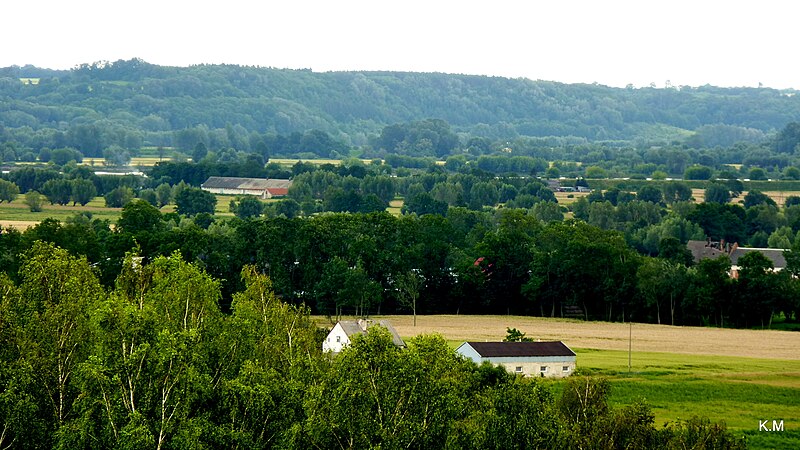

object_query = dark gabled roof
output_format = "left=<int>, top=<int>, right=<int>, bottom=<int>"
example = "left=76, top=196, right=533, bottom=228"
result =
left=201, top=176, right=291, bottom=190
left=687, top=240, right=728, bottom=263
left=730, top=247, right=787, bottom=269
left=466, top=341, right=575, bottom=358
left=338, top=320, right=405, bottom=348
left=687, top=240, right=787, bottom=269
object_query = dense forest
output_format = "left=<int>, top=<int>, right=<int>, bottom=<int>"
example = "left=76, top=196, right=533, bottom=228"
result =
left=1, top=59, right=800, bottom=156
left=0, top=243, right=746, bottom=449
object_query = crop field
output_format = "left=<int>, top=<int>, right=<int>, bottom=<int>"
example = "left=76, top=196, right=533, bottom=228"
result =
left=269, top=158, right=376, bottom=167
left=339, top=315, right=800, bottom=448
left=554, top=191, right=591, bottom=205
left=688, top=188, right=800, bottom=207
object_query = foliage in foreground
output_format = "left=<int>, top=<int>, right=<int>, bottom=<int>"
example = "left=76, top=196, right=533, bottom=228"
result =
left=0, top=243, right=746, bottom=449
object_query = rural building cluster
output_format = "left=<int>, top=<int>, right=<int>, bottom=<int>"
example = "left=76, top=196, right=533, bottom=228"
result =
left=324, top=320, right=575, bottom=378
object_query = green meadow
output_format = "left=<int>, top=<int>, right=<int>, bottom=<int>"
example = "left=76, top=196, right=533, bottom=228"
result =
left=554, top=348, right=800, bottom=449
left=0, top=197, right=122, bottom=226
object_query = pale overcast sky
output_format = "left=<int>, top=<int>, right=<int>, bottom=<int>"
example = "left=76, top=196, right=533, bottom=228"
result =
left=3, top=0, right=797, bottom=89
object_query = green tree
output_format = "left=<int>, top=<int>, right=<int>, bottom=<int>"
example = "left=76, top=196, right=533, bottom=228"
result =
left=747, top=167, right=768, bottom=180
left=402, top=192, right=448, bottom=216
left=662, top=182, right=693, bottom=204
left=24, top=190, right=44, bottom=212
left=41, top=179, right=72, bottom=205
left=13, top=243, right=105, bottom=445
left=229, top=195, right=264, bottom=219
left=469, top=181, right=500, bottom=209
left=274, top=198, right=301, bottom=218
left=503, top=327, right=534, bottom=342
left=0, top=179, right=20, bottom=203
left=305, top=331, right=470, bottom=449
left=117, top=199, right=164, bottom=234
left=394, top=270, right=424, bottom=326
left=637, top=258, right=689, bottom=325
left=175, top=187, right=217, bottom=216
left=85, top=253, right=226, bottom=449
left=192, top=142, right=208, bottom=163
left=155, top=183, right=173, bottom=207
left=69, top=178, right=97, bottom=206
left=103, top=145, right=132, bottom=166
left=735, top=251, right=781, bottom=328
left=743, top=190, right=776, bottom=209
left=704, top=183, right=730, bottom=204
left=50, top=147, right=83, bottom=166
left=684, top=165, right=713, bottom=180
left=636, top=185, right=663, bottom=204
left=774, top=122, right=800, bottom=153
left=531, top=201, right=563, bottom=223
left=104, top=186, right=135, bottom=208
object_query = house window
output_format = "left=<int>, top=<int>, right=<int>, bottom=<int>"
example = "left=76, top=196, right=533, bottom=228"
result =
left=336, top=336, right=341, bottom=343
left=563, top=366, right=570, bottom=372
left=515, top=366, right=523, bottom=373
left=540, top=366, right=548, bottom=372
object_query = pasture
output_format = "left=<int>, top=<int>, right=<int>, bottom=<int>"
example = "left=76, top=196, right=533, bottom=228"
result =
left=353, top=314, right=800, bottom=448
left=0, top=197, right=122, bottom=230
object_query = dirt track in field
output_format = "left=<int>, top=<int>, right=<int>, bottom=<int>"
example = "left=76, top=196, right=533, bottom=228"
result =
left=353, top=315, right=800, bottom=360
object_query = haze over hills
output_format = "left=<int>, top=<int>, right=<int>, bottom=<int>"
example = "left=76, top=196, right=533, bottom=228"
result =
left=1, top=59, right=799, bottom=155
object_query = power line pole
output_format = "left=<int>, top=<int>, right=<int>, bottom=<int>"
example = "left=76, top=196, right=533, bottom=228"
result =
left=628, top=320, right=632, bottom=374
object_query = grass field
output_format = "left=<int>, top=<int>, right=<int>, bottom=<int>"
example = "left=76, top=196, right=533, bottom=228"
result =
left=327, top=314, right=800, bottom=448
left=387, top=199, right=403, bottom=216
left=0, top=197, right=122, bottom=230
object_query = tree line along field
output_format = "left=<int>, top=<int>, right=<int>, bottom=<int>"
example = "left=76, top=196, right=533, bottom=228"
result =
left=1, top=244, right=756, bottom=449
left=366, top=314, right=800, bottom=449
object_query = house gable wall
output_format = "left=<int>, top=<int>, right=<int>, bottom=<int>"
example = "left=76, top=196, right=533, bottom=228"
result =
left=322, top=323, right=352, bottom=353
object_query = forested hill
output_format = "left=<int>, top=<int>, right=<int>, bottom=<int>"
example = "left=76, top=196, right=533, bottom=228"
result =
left=2, top=58, right=800, bottom=151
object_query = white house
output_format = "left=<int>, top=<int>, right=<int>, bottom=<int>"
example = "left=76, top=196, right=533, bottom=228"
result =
left=323, top=319, right=406, bottom=353
left=456, top=341, right=576, bottom=378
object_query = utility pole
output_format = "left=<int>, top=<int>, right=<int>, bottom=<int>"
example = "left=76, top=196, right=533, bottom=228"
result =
left=628, top=320, right=632, bottom=374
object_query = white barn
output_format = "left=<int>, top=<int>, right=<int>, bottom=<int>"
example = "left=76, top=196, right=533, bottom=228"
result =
left=323, top=319, right=405, bottom=353
left=456, top=341, right=576, bottom=378
left=200, top=176, right=292, bottom=199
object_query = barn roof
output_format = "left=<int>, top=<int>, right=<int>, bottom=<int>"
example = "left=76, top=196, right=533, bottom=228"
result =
left=464, top=341, right=575, bottom=358
left=201, top=176, right=292, bottom=190
left=730, top=247, right=787, bottom=269
left=687, top=240, right=787, bottom=269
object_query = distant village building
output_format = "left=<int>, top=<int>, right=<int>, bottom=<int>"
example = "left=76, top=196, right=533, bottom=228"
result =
left=687, top=239, right=787, bottom=278
left=200, top=176, right=292, bottom=199
left=323, top=319, right=406, bottom=353
left=456, top=341, right=576, bottom=378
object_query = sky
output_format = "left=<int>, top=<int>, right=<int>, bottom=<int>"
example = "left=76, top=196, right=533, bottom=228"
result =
left=3, top=0, right=798, bottom=89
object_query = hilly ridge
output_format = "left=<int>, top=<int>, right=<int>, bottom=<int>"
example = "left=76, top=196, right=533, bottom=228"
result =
left=1, top=59, right=799, bottom=151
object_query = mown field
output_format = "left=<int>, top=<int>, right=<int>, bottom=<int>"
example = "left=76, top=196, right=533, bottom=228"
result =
left=0, top=197, right=122, bottom=230
left=338, top=315, right=800, bottom=449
